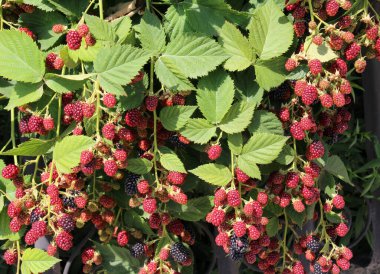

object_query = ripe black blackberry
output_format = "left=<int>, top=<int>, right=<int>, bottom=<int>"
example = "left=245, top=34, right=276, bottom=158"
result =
left=131, top=243, right=145, bottom=258
left=168, top=135, right=185, bottom=148
left=170, top=242, right=190, bottom=263
left=313, top=262, right=324, bottom=274
left=269, top=82, right=291, bottom=102
left=62, top=196, right=76, bottom=208
left=229, top=234, right=249, bottom=261
left=125, top=172, right=140, bottom=195
left=30, top=208, right=44, bottom=223
left=306, top=237, right=321, bottom=253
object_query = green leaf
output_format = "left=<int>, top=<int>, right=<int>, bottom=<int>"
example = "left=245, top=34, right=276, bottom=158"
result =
left=248, top=0, right=293, bottom=60
left=237, top=157, right=261, bottom=179
left=19, top=10, right=67, bottom=50
left=119, top=85, right=145, bottom=108
left=94, top=45, right=150, bottom=88
left=159, top=147, right=186, bottom=173
left=159, top=106, right=197, bottom=131
left=190, top=164, right=232, bottom=186
left=155, top=57, right=194, bottom=91
left=286, top=207, right=305, bottom=228
left=85, top=14, right=115, bottom=42
left=1, top=139, right=54, bottom=156
left=240, top=133, right=288, bottom=164
left=254, top=57, right=287, bottom=90
left=276, top=145, right=295, bottom=165
left=0, top=209, right=23, bottom=240
left=168, top=196, right=213, bottom=221
left=47, top=0, right=87, bottom=18
left=126, top=158, right=153, bottom=175
left=197, top=69, right=235, bottom=124
left=164, top=3, right=192, bottom=39
left=53, top=136, right=95, bottom=174
left=320, top=172, right=336, bottom=198
left=68, top=39, right=103, bottom=63
left=124, top=209, right=154, bottom=235
left=160, top=34, right=228, bottom=78
left=45, top=73, right=91, bottom=94
left=94, top=243, right=141, bottom=273
left=23, top=0, right=54, bottom=12
left=234, top=70, right=264, bottom=105
left=325, top=155, right=351, bottom=184
left=136, top=11, right=166, bottom=55
left=0, top=30, right=45, bottom=83
left=286, top=65, right=308, bottom=80
left=219, top=101, right=255, bottom=134
left=218, top=21, right=254, bottom=71
left=5, top=82, right=43, bottom=110
left=305, top=36, right=338, bottom=63
left=248, top=110, right=283, bottom=135
left=228, top=133, right=243, bottom=155
left=21, top=248, right=60, bottom=274
left=112, top=16, right=132, bottom=44
left=180, top=118, right=216, bottom=144
left=326, top=212, right=342, bottom=224
left=266, top=217, right=279, bottom=237
left=184, top=0, right=248, bottom=36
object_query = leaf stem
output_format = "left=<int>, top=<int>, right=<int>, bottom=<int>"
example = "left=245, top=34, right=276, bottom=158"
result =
left=146, top=0, right=152, bottom=12
left=10, top=108, right=18, bottom=165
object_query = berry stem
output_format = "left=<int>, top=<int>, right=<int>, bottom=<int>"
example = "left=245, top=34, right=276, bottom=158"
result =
left=98, top=0, right=104, bottom=20
left=95, top=80, right=101, bottom=137
left=10, top=108, right=18, bottom=164
left=281, top=209, right=288, bottom=271
left=153, top=110, right=159, bottom=184
left=16, top=241, right=21, bottom=274
left=82, top=0, right=96, bottom=19
left=149, top=57, right=155, bottom=95
left=307, top=0, right=314, bottom=22
left=0, top=0, right=3, bottom=31
left=31, top=155, right=40, bottom=187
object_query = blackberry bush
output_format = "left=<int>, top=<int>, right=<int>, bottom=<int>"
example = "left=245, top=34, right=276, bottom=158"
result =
left=0, top=0, right=379, bottom=273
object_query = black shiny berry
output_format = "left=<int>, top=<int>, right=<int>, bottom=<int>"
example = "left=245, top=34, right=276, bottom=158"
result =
left=229, top=234, right=249, bottom=261
left=170, top=242, right=190, bottom=263
left=125, top=172, right=140, bottom=195
left=306, top=237, right=321, bottom=253
left=131, top=243, right=145, bottom=258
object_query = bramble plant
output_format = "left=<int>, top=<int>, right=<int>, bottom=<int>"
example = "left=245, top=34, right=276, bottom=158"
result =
left=0, top=0, right=379, bottom=273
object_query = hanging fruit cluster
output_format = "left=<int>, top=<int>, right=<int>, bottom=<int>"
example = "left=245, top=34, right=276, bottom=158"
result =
left=0, top=0, right=379, bottom=273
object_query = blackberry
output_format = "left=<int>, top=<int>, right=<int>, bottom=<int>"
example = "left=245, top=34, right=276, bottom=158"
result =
left=170, top=242, right=190, bottom=263
left=131, top=243, right=145, bottom=258
left=30, top=208, right=44, bottom=223
left=168, top=135, right=185, bottom=148
left=58, top=214, right=75, bottom=232
left=125, top=172, right=140, bottom=195
left=62, top=196, right=76, bottom=208
left=313, top=262, right=324, bottom=274
left=229, top=234, right=249, bottom=261
left=306, top=237, right=321, bottom=253
left=269, top=82, right=291, bottom=102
